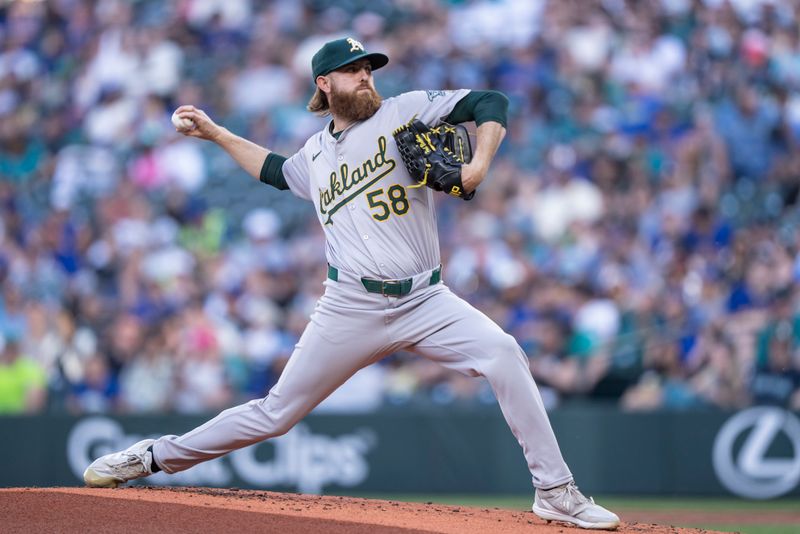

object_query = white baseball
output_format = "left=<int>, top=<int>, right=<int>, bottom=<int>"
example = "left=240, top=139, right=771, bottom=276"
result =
left=171, top=111, right=195, bottom=131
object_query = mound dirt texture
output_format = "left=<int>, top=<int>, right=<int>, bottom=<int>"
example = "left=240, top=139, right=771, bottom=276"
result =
left=0, top=487, right=721, bottom=534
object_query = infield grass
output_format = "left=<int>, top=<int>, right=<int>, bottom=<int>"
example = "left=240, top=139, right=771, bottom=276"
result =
left=345, top=494, right=800, bottom=534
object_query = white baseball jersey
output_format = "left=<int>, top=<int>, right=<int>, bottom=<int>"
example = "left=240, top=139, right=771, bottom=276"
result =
left=145, top=88, right=574, bottom=494
left=281, top=89, right=470, bottom=279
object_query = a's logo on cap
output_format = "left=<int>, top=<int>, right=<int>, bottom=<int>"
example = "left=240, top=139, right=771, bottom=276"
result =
left=347, top=38, right=365, bottom=53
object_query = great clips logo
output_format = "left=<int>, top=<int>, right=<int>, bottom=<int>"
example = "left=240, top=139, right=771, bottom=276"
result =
left=712, top=407, right=800, bottom=499
left=68, top=417, right=376, bottom=494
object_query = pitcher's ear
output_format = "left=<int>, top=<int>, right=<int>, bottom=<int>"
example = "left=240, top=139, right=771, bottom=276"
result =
left=316, top=75, right=331, bottom=94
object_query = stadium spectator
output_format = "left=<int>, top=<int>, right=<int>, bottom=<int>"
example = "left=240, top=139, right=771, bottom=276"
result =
left=0, top=0, right=798, bottom=414
left=0, top=335, right=46, bottom=414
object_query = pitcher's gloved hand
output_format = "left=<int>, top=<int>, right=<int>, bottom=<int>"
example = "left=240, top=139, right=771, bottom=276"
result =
left=392, top=119, right=475, bottom=200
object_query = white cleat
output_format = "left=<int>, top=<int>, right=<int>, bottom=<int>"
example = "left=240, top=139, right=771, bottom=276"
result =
left=532, top=481, right=620, bottom=530
left=83, top=439, right=156, bottom=488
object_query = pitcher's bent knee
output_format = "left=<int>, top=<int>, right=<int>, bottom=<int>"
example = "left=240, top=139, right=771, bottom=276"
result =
left=497, top=332, right=526, bottom=360
left=482, top=332, right=530, bottom=372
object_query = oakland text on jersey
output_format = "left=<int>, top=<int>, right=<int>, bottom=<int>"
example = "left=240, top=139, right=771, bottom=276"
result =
left=318, top=135, right=396, bottom=225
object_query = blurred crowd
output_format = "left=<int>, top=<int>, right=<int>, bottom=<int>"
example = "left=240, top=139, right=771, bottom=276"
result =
left=1, top=0, right=800, bottom=416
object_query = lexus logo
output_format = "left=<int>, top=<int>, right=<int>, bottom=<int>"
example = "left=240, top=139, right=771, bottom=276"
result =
left=712, top=407, right=800, bottom=499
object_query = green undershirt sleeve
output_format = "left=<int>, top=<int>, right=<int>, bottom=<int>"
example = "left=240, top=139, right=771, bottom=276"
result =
left=445, top=90, right=509, bottom=128
left=259, top=153, right=289, bottom=190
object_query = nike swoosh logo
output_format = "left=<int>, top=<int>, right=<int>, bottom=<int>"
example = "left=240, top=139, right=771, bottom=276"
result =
left=312, top=150, right=322, bottom=161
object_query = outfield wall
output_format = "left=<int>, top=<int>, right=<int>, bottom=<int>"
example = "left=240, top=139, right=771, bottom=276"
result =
left=2, top=406, right=799, bottom=499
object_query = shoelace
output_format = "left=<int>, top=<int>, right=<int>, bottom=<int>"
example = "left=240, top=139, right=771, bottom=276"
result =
left=560, top=483, right=594, bottom=513
left=110, top=452, right=147, bottom=473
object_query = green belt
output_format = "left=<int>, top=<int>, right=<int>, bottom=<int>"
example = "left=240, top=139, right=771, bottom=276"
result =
left=327, top=265, right=442, bottom=297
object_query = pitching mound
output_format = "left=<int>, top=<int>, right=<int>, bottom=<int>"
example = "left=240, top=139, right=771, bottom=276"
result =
left=0, top=487, right=719, bottom=533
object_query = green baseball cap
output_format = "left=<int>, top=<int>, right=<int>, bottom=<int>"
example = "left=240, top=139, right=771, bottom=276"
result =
left=311, top=37, right=389, bottom=80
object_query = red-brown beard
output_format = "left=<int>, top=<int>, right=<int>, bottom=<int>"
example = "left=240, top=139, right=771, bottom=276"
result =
left=329, top=82, right=382, bottom=122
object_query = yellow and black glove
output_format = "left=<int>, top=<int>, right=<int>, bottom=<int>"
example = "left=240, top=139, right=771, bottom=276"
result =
left=392, top=119, right=474, bottom=200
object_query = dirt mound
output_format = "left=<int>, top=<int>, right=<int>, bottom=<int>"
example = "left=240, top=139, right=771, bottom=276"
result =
left=0, top=487, right=720, bottom=533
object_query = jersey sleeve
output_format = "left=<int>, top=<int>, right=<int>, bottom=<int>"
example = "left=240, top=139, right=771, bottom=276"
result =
left=394, top=89, right=472, bottom=126
left=281, top=145, right=313, bottom=201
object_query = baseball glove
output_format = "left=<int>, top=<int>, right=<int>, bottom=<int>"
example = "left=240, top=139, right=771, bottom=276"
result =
left=392, top=119, right=475, bottom=200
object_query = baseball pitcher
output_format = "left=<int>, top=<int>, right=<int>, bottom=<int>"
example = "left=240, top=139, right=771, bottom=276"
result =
left=85, top=37, right=619, bottom=530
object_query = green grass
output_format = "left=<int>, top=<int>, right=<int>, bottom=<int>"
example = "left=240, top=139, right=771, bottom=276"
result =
left=346, top=493, right=799, bottom=510
left=686, top=526, right=797, bottom=534
left=341, top=494, right=800, bottom=533
left=597, top=496, right=800, bottom=512
left=598, top=498, right=800, bottom=534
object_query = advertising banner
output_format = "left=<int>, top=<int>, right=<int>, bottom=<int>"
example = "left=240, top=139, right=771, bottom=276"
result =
left=2, top=407, right=799, bottom=498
